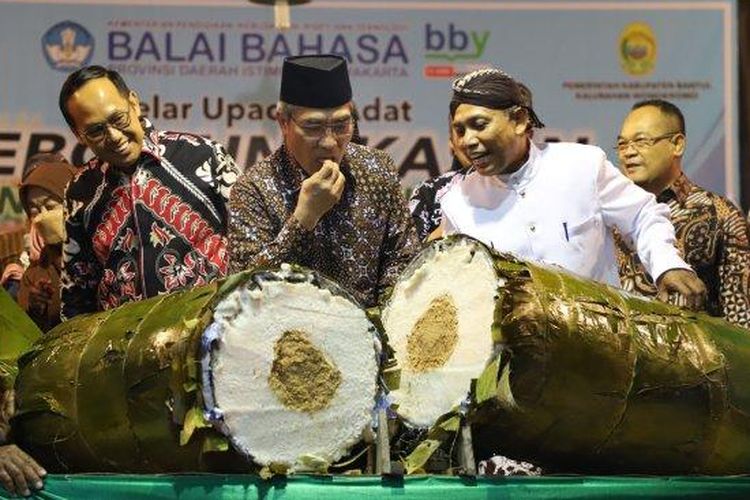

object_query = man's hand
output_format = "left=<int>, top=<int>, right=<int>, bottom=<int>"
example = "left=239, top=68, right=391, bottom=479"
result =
left=0, top=264, right=23, bottom=286
left=0, top=445, right=46, bottom=497
left=293, top=160, right=346, bottom=230
left=656, top=269, right=707, bottom=311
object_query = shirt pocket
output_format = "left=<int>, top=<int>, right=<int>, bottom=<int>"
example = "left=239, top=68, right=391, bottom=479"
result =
left=562, top=213, right=602, bottom=251
left=562, top=214, right=599, bottom=242
left=550, top=213, right=603, bottom=278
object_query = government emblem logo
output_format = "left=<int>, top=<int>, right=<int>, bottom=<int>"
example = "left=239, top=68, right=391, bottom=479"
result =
left=619, top=22, right=656, bottom=76
left=42, top=21, right=94, bottom=71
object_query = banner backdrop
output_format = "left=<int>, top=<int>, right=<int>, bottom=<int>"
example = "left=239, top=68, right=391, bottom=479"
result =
left=0, top=0, right=739, bottom=229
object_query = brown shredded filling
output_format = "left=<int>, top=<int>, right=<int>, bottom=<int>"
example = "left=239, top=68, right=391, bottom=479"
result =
left=407, top=294, right=459, bottom=372
left=268, top=330, right=342, bottom=413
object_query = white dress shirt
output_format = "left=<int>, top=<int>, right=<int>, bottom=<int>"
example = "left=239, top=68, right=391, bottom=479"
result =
left=440, top=141, right=690, bottom=287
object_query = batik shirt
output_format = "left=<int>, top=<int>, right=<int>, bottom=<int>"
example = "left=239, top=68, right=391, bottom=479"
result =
left=408, top=169, right=463, bottom=241
left=228, top=143, right=421, bottom=308
left=61, top=121, right=239, bottom=320
left=616, top=173, right=750, bottom=328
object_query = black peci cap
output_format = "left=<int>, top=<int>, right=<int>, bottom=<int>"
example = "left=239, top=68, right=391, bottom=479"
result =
left=279, top=55, right=352, bottom=108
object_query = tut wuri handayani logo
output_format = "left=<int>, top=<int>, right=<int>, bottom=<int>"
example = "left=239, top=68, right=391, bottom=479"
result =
left=619, top=22, right=656, bottom=76
left=42, top=21, right=94, bottom=71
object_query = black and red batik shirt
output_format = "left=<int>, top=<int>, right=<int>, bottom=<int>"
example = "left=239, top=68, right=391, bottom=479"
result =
left=61, top=120, right=239, bottom=320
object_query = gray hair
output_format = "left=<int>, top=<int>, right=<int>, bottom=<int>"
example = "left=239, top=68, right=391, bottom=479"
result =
left=276, top=101, right=301, bottom=120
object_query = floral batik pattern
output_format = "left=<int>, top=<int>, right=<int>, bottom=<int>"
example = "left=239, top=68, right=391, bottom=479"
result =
left=616, top=173, right=750, bottom=328
left=408, top=169, right=464, bottom=241
left=61, top=120, right=239, bottom=320
left=228, top=143, right=421, bottom=308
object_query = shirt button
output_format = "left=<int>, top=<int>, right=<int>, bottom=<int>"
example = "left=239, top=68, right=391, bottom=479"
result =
left=530, top=224, right=536, bottom=232
left=520, top=190, right=526, bottom=198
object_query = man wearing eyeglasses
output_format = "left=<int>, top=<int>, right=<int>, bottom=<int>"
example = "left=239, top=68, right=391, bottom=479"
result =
left=437, top=68, right=707, bottom=310
left=616, top=99, right=750, bottom=327
left=58, top=65, right=239, bottom=319
left=228, top=55, right=420, bottom=307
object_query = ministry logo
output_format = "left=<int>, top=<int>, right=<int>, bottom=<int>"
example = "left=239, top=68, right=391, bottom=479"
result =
left=42, top=21, right=94, bottom=71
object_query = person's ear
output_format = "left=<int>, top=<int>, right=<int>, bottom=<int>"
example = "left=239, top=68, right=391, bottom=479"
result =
left=65, top=102, right=87, bottom=145
left=128, top=91, right=142, bottom=118
left=72, top=124, right=88, bottom=147
left=74, top=131, right=87, bottom=146
left=510, top=107, right=530, bottom=136
left=277, top=112, right=294, bottom=142
left=672, top=132, right=686, bottom=157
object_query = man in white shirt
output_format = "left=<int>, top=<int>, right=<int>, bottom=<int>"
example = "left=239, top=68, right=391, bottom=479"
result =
left=439, top=68, right=706, bottom=310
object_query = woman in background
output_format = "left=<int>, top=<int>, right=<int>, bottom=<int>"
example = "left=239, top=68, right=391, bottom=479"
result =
left=16, top=160, right=76, bottom=331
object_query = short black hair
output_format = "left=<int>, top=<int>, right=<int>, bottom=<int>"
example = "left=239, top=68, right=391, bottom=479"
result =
left=631, top=99, right=685, bottom=134
left=59, top=65, right=130, bottom=131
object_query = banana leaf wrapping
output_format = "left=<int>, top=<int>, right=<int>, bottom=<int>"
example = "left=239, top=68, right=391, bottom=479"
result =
left=0, top=288, right=42, bottom=390
left=476, top=246, right=750, bottom=475
left=1, top=288, right=43, bottom=442
left=384, top=236, right=750, bottom=474
left=12, top=279, right=232, bottom=472
left=12, top=267, right=380, bottom=473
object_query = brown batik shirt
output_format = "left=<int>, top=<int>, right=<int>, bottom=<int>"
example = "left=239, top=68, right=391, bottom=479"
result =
left=616, top=173, right=750, bottom=328
left=228, top=143, right=421, bottom=307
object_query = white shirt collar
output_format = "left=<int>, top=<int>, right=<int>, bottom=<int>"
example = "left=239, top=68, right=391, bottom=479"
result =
left=468, top=139, right=540, bottom=191
left=498, top=139, right=540, bottom=188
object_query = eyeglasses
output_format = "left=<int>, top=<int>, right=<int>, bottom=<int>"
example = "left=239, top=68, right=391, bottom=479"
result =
left=289, top=115, right=354, bottom=139
left=81, top=108, right=132, bottom=143
left=615, top=132, right=679, bottom=153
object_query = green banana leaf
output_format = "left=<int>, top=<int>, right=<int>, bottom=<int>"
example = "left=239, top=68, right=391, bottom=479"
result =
left=0, top=288, right=42, bottom=388
left=12, top=277, right=243, bottom=473
left=390, top=237, right=750, bottom=475
left=12, top=266, right=377, bottom=474
left=471, top=242, right=750, bottom=475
